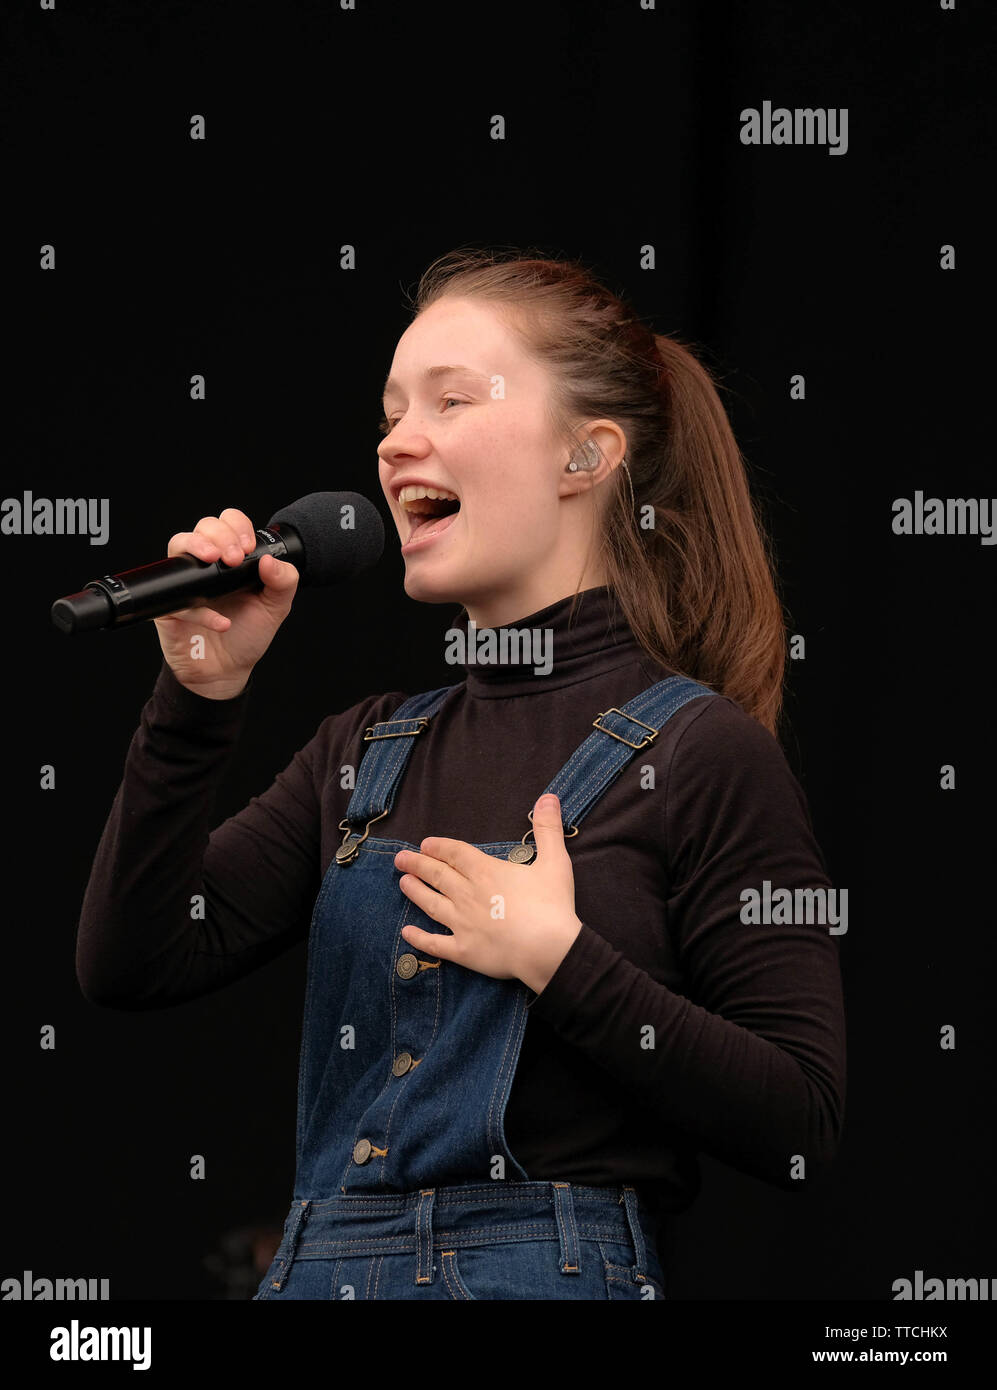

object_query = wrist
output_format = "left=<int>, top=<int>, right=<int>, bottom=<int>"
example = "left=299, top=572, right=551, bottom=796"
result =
left=177, top=675, right=250, bottom=701
left=517, top=915, right=582, bottom=996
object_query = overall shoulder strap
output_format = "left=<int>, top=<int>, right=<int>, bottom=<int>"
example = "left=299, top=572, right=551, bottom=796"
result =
left=538, top=675, right=717, bottom=838
left=337, top=685, right=458, bottom=863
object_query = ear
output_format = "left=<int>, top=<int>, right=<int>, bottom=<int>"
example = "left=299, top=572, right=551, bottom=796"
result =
left=557, top=422, right=628, bottom=497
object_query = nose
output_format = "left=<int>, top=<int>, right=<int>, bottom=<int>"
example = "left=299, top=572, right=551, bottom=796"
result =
left=378, top=426, right=432, bottom=466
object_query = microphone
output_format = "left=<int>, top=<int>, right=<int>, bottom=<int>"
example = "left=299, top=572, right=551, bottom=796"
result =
left=50, top=492, right=385, bottom=634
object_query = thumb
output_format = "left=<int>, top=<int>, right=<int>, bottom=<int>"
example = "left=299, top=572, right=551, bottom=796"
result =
left=532, top=793, right=567, bottom=859
left=259, top=553, right=299, bottom=594
left=256, top=555, right=299, bottom=616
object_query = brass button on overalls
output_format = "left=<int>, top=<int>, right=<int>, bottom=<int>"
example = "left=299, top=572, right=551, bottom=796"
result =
left=395, top=953, right=419, bottom=979
left=352, top=1138, right=373, bottom=1164
left=392, top=1051, right=414, bottom=1076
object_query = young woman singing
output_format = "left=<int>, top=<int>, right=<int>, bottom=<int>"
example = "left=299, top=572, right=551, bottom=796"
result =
left=77, top=247, right=846, bottom=1300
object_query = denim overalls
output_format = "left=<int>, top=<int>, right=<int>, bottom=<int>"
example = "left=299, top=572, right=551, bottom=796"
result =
left=253, top=674, right=714, bottom=1300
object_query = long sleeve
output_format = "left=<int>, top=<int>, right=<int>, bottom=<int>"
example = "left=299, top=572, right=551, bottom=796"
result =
left=76, top=659, right=326, bottom=1009
left=526, top=696, right=846, bottom=1190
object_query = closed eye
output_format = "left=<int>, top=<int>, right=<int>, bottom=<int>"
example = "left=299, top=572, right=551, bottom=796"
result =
left=378, top=397, right=466, bottom=435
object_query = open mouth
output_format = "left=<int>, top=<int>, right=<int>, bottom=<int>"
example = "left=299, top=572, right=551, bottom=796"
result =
left=399, top=486, right=461, bottom=541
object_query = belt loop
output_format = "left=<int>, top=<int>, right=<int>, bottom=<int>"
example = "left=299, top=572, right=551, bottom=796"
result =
left=269, top=1199, right=311, bottom=1291
left=414, top=1188, right=436, bottom=1285
left=620, top=1185, right=649, bottom=1282
left=551, top=1181, right=581, bottom=1275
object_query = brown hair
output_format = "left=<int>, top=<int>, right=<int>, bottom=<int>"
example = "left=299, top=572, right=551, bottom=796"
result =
left=409, top=245, right=788, bottom=737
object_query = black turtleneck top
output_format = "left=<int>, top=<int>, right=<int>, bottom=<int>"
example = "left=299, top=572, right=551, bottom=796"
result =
left=76, top=585, right=846, bottom=1216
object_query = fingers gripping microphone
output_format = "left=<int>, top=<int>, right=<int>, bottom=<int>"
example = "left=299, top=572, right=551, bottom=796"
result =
left=50, top=492, right=385, bottom=634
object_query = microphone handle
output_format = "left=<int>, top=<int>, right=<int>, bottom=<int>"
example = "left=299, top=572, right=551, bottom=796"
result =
left=50, top=523, right=305, bottom=634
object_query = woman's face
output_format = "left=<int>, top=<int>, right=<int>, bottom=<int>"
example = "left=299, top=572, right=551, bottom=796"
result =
left=377, top=296, right=590, bottom=626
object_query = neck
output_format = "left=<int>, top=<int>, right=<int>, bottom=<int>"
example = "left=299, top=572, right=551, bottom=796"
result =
left=445, top=584, right=647, bottom=698
left=463, top=569, right=609, bottom=630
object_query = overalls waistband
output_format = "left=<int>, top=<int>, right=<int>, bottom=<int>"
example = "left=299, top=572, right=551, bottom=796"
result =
left=267, top=1180, right=656, bottom=1290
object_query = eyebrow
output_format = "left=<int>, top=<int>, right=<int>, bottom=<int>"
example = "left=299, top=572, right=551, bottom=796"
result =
left=381, top=364, right=491, bottom=404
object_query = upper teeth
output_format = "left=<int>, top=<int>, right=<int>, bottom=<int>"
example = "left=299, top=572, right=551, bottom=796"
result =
left=398, top=485, right=459, bottom=509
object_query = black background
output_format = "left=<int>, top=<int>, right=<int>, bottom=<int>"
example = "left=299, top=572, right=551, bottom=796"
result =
left=1, top=0, right=992, bottom=1301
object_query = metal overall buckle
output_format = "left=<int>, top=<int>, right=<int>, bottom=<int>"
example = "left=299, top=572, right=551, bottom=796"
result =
left=335, top=809, right=390, bottom=865
left=591, top=707, right=661, bottom=750
left=362, top=716, right=430, bottom=741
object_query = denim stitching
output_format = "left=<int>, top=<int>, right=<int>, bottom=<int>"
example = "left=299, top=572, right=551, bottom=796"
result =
left=621, top=1184, right=648, bottom=1281
left=551, top=1182, right=581, bottom=1274
left=296, top=1221, right=638, bottom=1257
left=604, top=1267, right=662, bottom=1298
left=440, top=1251, right=472, bottom=1300
left=270, top=1200, right=310, bottom=1290
left=485, top=978, right=530, bottom=1179
left=415, top=1189, right=434, bottom=1285
left=360, top=841, right=522, bottom=857
left=303, top=1182, right=636, bottom=1209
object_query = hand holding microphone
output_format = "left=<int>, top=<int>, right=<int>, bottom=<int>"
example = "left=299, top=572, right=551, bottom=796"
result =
left=154, top=507, right=300, bottom=700
left=50, top=491, right=385, bottom=701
